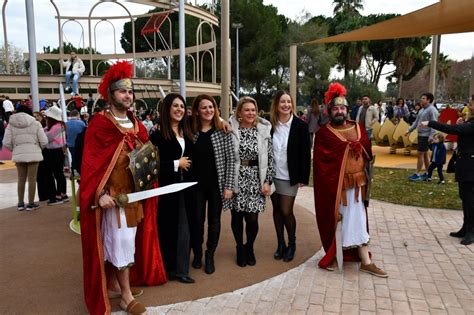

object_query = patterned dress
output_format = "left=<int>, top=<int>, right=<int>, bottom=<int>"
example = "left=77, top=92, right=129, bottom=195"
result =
left=233, top=127, right=274, bottom=213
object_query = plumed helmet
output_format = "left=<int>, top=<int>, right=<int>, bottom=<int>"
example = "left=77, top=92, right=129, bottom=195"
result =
left=98, top=61, right=134, bottom=102
left=324, top=82, right=348, bottom=109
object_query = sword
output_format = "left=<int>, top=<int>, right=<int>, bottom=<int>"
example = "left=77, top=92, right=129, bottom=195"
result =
left=335, top=219, right=343, bottom=272
left=115, top=182, right=197, bottom=207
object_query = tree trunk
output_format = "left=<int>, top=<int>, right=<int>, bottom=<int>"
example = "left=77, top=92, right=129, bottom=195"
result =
left=398, top=74, right=403, bottom=98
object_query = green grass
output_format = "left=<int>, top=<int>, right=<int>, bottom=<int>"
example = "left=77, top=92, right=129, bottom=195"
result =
left=371, top=167, right=461, bottom=210
left=309, top=167, right=461, bottom=210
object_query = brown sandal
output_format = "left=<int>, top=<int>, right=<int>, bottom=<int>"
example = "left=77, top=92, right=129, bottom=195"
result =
left=120, top=299, right=146, bottom=315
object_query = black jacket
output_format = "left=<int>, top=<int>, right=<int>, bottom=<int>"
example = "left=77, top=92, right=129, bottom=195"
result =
left=429, top=119, right=474, bottom=182
left=149, top=129, right=195, bottom=271
left=273, top=116, right=311, bottom=186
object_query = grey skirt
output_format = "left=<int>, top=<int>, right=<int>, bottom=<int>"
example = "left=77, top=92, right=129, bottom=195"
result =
left=273, top=178, right=298, bottom=197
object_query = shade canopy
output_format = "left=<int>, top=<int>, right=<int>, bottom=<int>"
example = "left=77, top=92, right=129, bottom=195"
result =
left=305, top=0, right=474, bottom=45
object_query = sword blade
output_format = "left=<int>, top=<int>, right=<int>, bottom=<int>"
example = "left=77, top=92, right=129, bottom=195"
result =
left=127, top=182, right=197, bottom=203
left=335, top=221, right=343, bottom=272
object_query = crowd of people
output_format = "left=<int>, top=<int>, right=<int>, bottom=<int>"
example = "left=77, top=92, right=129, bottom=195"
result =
left=1, top=60, right=473, bottom=315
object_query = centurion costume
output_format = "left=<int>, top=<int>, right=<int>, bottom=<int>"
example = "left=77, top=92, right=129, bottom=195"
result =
left=313, top=83, right=374, bottom=270
left=80, top=61, right=166, bottom=315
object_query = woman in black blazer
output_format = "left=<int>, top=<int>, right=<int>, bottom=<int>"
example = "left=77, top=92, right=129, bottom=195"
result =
left=270, top=91, right=311, bottom=262
left=149, top=93, right=196, bottom=284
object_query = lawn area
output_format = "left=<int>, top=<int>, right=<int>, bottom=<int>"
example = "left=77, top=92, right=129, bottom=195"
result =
left=309, top=167, right=461, bottom=210
left=371, top=167, right=461, bottom=210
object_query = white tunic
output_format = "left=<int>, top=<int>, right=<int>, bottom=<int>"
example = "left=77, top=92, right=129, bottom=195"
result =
left=339, top=187, right=370, bottom=248
left=102, top=206, right=137, bottom=269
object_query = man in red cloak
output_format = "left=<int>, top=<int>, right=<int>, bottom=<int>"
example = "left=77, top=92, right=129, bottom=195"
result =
left=313, top=83, right=387, bottom=278
left=80, top=61, right=166, bottom=315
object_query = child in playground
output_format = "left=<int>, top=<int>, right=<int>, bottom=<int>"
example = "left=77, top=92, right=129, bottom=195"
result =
left=425, top=133, right=447, bottom=184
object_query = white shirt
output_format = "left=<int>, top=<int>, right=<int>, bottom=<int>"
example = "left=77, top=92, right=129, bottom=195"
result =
left=272, top=115, right=293, bottom=180
left=3, top=99, right=14, bottom=112
left=174, top=136, right=185, bottom=172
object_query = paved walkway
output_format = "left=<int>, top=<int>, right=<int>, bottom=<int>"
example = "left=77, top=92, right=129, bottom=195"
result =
left=1, top=148, right=471, bottom=314
left=113, top=187, right=472, bottom=315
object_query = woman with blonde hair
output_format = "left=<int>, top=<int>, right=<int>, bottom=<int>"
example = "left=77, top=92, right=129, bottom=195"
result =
left=189, top=94, right=235, bottom=274
left=269, top=91, right=311, bottom=262
left=229, top=96, right=274, bottom=267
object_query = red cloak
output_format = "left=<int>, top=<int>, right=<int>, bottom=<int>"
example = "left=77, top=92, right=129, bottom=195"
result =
left=313, top=121, right=372, bottom=269
left=80, top=111, right=166, bottom=315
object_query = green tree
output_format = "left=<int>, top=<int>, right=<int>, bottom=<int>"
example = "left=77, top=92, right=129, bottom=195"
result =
left=284, top=15, right=338, bottom=104
left=392, top=37, right=431, bottom=97
left=230, top=0, right=285, bottom=102
left=0, top=43, right=26, bottom=74
left=333, top=0, right=364, bottom=16
left=328, top=2, right=366, bottom=80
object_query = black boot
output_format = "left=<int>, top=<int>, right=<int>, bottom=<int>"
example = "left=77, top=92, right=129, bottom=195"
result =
left=192, top=249, right=202, bottom=269
left=204, top=250, right=215, bottom=274
left=460, top=232, right=474, bottom=245
left=283, top=240, right=296, bottom=262
left=236, top=245, right=247, bottom=267
left=246, top=243, right=256, bottom=266
left=274, top=240, right=287, bottom=260
left=450, top=227, right=466, bottom=238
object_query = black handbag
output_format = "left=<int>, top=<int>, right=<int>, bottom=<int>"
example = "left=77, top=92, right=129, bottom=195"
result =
left=446, top=151, right=457, bottom=173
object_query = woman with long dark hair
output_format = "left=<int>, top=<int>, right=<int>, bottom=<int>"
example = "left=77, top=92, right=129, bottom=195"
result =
left=269, top=91, right=311, bottom=262
left=43, top=106, right=68, bottom=205
left=149, top=93, right=196, bottom=283
left=229, top=96, right=274, bottom=267
left=189, top=94, right=235, bottom=274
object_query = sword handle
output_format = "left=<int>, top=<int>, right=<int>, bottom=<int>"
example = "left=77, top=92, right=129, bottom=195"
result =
left=115, top=194, right=129, bottom=208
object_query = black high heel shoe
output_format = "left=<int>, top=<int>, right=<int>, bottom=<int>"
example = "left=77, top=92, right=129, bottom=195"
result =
left=274, top=241, right=287, bottom=260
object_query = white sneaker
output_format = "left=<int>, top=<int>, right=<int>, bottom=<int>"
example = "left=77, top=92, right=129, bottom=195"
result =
left=65, top=86, right=70, bottom=92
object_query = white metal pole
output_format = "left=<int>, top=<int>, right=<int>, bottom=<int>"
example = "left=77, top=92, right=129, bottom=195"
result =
left=25, top=0, right=39, bottom=112
left=220, top=0, right=230, bottom=119
left=179, top=0, right=186, bottom=97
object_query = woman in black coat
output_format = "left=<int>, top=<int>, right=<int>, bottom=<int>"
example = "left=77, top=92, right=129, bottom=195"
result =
left=149, top=93, right=196, bottom=283
left=421, top=95, right=474, bottom=245
left=270, top=91, right=311, bottom=261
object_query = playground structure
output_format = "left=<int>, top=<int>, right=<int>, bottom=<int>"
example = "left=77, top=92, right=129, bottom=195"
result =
left=0, top=0, right=220, bottom=110
left=372, top=106, right=459, bottom=155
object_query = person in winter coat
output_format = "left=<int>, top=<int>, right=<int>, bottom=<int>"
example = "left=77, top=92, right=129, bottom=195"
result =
left=2, top=105, right=48, bottom=210
left=59, top=52, right=85, bottom=96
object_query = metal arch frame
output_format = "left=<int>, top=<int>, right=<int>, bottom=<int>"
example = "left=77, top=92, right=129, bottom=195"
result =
left=88, top=1, right=136, bottom=76
left=49, top=1, right=63, bottom=74
left=94, top=19, right=116, bottom=55
left=95, top=59, right=108, bottom=76
left=200, top=49, right=214, bottom=82
left=186, top=54, right=196, bottom=81
left=39, top=60, right=54, bottom=75
left=61, top=19, right=86, bottom=52
left=134, top=98, right=148, bottom=110
left=196, top=20, right=216, bottom=83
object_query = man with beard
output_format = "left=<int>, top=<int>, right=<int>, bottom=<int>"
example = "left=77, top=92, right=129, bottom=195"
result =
left=80, top=61, right=166, bottom=315
left=356, top=95, right=379, bottom=139
left=313, top=83, right=387, bottom=277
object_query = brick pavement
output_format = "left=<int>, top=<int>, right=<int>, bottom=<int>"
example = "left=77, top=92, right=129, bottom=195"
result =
left=113, top=187, right=473, bottom=314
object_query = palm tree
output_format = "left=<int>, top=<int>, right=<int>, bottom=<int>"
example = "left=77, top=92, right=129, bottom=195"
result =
left=333, top=0, right=364, bottom=16
left=436, top=53, right=451, bottom=99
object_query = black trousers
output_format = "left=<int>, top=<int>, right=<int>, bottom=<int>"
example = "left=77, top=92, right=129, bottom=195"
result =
left=459, top=181, right=474, bottom=232
left=428, top=162, right=444, bottom=181
left=191, top=184, right=222, bottom=255
left=175, top=193, right=191, bottom=276
left=44, top=148, right=66, bottom=200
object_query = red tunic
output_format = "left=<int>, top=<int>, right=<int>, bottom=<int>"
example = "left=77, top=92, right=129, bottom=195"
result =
left=313, top=121, right=372, bottom=269
left=80, top=111, right=166, bottom=315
